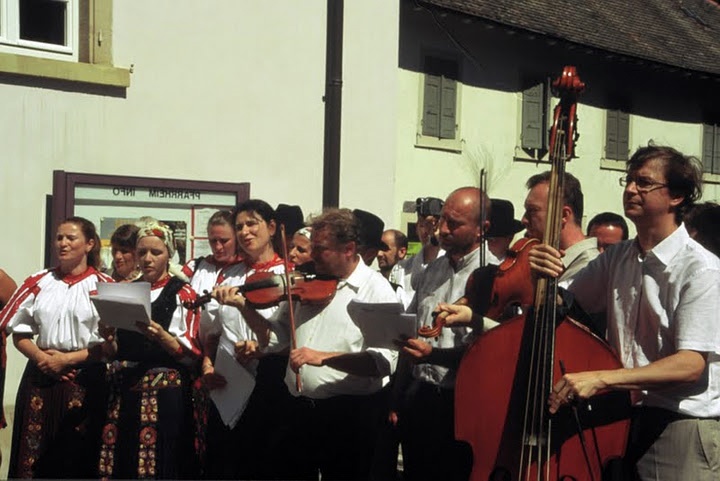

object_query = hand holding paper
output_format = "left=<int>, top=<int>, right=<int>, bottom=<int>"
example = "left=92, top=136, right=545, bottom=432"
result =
left=91, top=282, right=151, bottom=332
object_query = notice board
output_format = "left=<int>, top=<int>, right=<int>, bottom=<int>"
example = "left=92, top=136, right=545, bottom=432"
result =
left=49, top=171, right=250, bottom=269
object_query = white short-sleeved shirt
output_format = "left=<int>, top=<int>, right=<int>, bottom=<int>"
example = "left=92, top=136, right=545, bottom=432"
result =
left=183, top=256, right=245, bottom=344
left=270, top=258, right=400, bottom=399
left=409, top=248, right=480, bottom=388
left=0, top=267, right=113, bottom=351
left=569, top=224, right=720, bottom=417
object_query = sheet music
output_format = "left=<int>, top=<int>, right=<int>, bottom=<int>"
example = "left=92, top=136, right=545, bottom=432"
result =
left=347, top=300, right=415, bottom=350
left=91, top=282, right=151, bottom=333
left=209, top=337, right=257, bottom=429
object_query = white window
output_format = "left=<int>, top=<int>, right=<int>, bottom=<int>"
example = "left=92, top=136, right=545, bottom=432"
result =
left=0, top=0, right=78, bottom=60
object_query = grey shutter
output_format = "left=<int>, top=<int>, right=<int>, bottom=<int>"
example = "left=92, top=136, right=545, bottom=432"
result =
left=522, top=83, right=544, bottom=150
left=617, top=112, right=629, bottom=160
left=714, top=126, right=720, bottom=174
left=422, top=74, right=441, bottom=137
left=439, top=77, right=457, bottom=139
left=702, top=124, right=715, bottom=173
left=606, top=110, right=619, bottom=160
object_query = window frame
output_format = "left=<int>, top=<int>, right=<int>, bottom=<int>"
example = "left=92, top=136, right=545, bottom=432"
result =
left=0, top=0, right=78, bottom=59
left=0, top=0, right=129, bottom=88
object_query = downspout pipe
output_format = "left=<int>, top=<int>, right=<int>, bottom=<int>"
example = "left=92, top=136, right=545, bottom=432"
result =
left=322, top=0, right=343, bottom=208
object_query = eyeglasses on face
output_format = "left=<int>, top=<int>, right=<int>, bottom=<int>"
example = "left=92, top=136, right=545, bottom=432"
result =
left=618, top=175, right=668, bottom=193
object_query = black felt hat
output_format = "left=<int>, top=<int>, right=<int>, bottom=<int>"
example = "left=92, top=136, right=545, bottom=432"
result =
left=486, top=199, right=524, bottom=238
left=353, top=209, right=390, bottom=251
left=275, top=204, right=305, bottom=237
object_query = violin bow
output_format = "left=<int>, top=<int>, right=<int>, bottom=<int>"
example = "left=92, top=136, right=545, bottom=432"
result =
left=279, top=224, right=302, bottom=393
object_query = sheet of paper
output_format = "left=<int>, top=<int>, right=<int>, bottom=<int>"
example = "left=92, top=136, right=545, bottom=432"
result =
left=209, top=338, right=257, bottom=429
left=91, top=282, right=151, bottom=332
left=347, top=301, right=416, bottom=350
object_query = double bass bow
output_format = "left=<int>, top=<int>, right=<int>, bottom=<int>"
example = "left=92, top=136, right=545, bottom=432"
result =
left=454, top=66, right=631, bottom=481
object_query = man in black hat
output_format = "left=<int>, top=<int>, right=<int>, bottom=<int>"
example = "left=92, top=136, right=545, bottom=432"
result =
left=485, top=198, right=525, bottom=263
left=352, top=209, right=390, bottom=266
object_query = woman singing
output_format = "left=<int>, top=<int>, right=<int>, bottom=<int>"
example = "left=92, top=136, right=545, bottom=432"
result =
left=0, top=217, right=114, bottom=478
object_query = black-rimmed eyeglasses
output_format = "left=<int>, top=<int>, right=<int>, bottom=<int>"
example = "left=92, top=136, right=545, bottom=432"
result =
left=619, top=176, right=668, bottom=193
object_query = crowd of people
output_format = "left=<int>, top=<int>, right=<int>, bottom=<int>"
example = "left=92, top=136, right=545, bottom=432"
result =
left=0, top=144, right=718, bottom=480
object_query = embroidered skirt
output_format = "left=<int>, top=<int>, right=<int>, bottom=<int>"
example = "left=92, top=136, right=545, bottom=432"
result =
left=98, top=362, right=199, bottom=480
left=8, top=360, right=108, bottom=479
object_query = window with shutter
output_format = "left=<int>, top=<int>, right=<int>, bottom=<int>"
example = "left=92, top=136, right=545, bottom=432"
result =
left=702, top=124, right=720, bottom=175
left=521, top=83, right=545, bottom=150
left=605, top=110, right=630, bottom=161
left=416, top=56, right=461, bottom=152
left=517, top=79, right=551, bottom=161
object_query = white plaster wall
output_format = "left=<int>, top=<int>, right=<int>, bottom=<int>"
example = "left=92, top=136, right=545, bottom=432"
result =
left=0, top=1, right=402, bottom=472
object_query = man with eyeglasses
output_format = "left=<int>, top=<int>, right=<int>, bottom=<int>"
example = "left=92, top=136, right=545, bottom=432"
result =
left=529, top=145, right=720, bottom=480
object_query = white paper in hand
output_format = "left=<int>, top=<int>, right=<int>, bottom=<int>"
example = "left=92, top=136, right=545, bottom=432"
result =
left=91, top=282, right=151, bottom=333
left=209, top=338, right=257, bottom=429
left=347, top=300, right=415, bottom=350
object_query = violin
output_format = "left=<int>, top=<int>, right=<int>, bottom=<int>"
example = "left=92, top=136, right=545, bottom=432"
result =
left=184, top=268, right=338, bottom=310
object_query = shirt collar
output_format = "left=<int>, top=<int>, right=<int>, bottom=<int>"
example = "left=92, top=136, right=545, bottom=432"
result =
left=341, top=255, right=371, bottom=291
left=562, top=237, right=598, bottom=268
left=646, top=223, right=688, bottom=266
left=446, top=246, right=480, bottom=272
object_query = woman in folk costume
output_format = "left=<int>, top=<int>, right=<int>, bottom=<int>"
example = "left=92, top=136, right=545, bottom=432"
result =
left=201, top=199, right=290, bottom=479
left=98, top=220, right=202, bottom=479
left=0, top=217, right=114, bottom=478
left=182, top=209, right=244, bottom=349
left=180, top=209, right=243, bottom=474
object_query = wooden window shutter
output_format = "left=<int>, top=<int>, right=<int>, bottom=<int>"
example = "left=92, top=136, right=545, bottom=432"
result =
left=439, top=77, right=457, bottom=139
left=617, top=112, right=630, bottom=160
left=422, top=74, right=441, bottom=138
left=606, top=110, right=619, bottom=160
left=522, top=83, right=545, bottom=150
left=702, top=124, right=715, bottom=173
left=714, top=125, right=720, bottom=174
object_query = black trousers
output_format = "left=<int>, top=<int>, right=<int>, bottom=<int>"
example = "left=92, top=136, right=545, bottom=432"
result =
left=398, top=380, right=472, bottom=481
left=288, top=391, right=386, bottom=481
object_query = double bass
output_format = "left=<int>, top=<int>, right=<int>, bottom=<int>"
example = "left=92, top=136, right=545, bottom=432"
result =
left=454, top=67, right=631, bottom=481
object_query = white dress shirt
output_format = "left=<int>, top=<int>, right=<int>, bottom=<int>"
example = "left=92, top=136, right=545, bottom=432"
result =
left=569, top=224, right=720, bottom=417
left=270, top=257, right=400, bottom=399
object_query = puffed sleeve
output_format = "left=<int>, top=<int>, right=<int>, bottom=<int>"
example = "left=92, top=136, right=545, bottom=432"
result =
left=0, top=271, right=46, bottom=335
left=170, top=283, right=202, bottom=359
